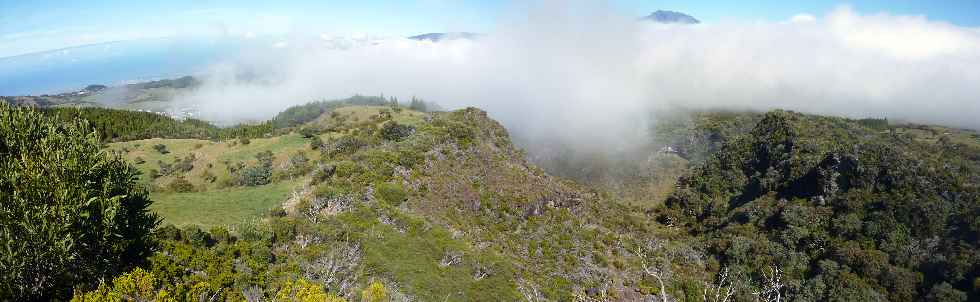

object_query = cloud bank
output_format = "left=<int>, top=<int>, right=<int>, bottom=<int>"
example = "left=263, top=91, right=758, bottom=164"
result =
left=177, top=4, right=980, bottom=152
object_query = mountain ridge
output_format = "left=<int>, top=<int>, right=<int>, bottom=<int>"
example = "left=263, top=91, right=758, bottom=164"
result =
left=640, top=10, right=700, bottom=24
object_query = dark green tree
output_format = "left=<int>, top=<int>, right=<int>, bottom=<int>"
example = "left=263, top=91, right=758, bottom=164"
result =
left=0, top=104, right=158, bottom=301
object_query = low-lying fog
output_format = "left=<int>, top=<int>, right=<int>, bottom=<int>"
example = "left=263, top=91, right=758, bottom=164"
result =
left=175, top=3, right=980, bottom=156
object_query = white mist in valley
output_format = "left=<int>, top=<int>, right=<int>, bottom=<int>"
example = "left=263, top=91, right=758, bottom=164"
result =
left=177, top=4, right=980, bottom=155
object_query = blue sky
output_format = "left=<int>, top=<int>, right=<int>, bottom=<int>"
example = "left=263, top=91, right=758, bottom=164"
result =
left=1, top=0, right=978, bottom=58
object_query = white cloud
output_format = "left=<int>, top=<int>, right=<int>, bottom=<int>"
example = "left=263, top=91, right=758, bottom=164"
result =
left=826, top=6, right=978, bottom=59
left=175, top=4, right=980, bottom=154
left=789, top=14, right=816, bottom=23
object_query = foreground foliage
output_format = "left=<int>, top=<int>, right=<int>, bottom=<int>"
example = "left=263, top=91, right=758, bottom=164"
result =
left=0, top=104, right=158, bottom=301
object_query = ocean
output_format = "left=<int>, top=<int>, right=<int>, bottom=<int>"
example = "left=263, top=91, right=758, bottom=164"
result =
left=0, top=37, right=239, bottom=96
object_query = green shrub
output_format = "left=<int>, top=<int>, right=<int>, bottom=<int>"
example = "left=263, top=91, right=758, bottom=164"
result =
left=70, top=268, right=166, bottom=302
left=311, top=163, right=336, bottom=184
left=235, top=219, right=268, bottom=242
left=168, top=177, right=195, bottom=192
left=361, top=281, right=388, bottom=302
left=298, top=127, right=317, bottom=138
left=238, top=165, right=272, bottom=186
left=182, top=226, right=212, bottom=247
left=152, top=143, right=169, bottom=154
left=174, top=154, right=195, bottom=173
left=376, top=182, right=407, bottom=207
left=155, top=225, right=182, bottom=241
left=275, top=278, right=346, bottom=302
left=380, top=121, right=415, bottom=141
left=0, top=105, right=157, bottom=301
left=235, top=151, right=275, bottom=186
left=310, top=135, right=325, bottom=150
left=256, top=150, right=274, bottom=165
left=333, top=160, right=362, bottom=178
left=279, top=152, right=311, bottom=179
left=333, top=135, right=368, bottom=155
left=431, top=118, right=476, bottom=147
left=926, top=283, right=967, bottom=302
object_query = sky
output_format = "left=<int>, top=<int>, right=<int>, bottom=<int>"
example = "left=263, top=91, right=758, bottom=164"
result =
left=2, top=0, right=979, bottom=58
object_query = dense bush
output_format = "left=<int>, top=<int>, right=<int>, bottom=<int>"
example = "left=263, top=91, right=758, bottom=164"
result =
left=152, top=143, right=169, bottom=154
left=380, top=121, right=415, bottom=141
left=69, top=268, right=165, bottom=302
left=663, top=110, right=980, bottom=301
left=298, top=127, right=318, bottom=138
left=332, top=135, right=370, bottom=155
left=360, top=281, right=388, bottom=302
left=167, top=177, right=195, bottom=192
left=235, top=151, right=275, bottom=186
left=275, top=278, right=346, bottom=302
left=237, top=165, right=272, bottom=186
left=0, top=104, right=158, bottom=300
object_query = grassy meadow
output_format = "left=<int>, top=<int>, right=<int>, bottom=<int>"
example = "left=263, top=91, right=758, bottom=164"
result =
left=107, top=105, right=427, bottom=227
left=149, top=180, right=302, bottom=228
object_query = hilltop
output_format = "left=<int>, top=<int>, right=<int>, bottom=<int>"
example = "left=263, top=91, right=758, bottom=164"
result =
left=640, top=10, right=700, bottom=24
left=55, top=101, right=664, bottom=300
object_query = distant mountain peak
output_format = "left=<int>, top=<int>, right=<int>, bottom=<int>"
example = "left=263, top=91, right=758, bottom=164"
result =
left=407, top=32, right=481, bottom=42
left=641, top=10, right=700, bottom=24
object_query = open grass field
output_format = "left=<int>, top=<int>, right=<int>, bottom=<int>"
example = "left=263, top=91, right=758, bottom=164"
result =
left=108, top=133, right=319, bottom=190
left=150, top=179, right=302, bottom=228
left=108, top=105, right=430, bottom=228
left=313, top=105, right=427, bottom=128
left=893, top=124, right=980, bottom=148
left=108, top=106, right=428, bottom=190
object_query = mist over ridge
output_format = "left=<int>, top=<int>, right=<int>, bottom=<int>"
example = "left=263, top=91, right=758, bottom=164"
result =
left=175, top=3, right=980, bottom=154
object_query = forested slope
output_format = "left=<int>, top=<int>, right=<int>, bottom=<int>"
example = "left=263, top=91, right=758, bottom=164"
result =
left=662, top=110, right=980, bottom=301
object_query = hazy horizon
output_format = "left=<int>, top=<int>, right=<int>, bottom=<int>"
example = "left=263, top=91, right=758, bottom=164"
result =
left=3, top=1, right=980, bottom=154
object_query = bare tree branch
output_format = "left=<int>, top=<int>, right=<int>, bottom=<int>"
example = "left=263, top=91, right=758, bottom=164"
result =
left=752, top=265, right=785, bottom=302
left=635, top=238, right=672, bottom=302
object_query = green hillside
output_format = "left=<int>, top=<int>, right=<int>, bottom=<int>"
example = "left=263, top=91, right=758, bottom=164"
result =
left=4, top=100, right=979, bottom=301
left=662, top=110, right=980, bottom=301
